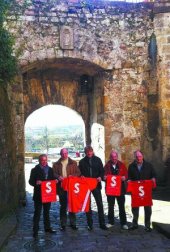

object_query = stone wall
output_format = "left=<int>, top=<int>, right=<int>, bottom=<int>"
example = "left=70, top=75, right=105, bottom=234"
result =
left=9, top=0, right=155, bottom=160
left=0, top=85, right=18, bottom=216
left=9, top=0, right=159, bottom=171
left=153, top=1, right=170, bottom=181
left=10, top=1, right=154, bottom=70
left=23, top=67, right=91, bottom=141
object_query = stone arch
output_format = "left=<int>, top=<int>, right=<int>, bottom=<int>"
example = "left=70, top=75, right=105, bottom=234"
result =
left=22, top=57, right=105, bottom=139
left=15, top=57, right=106, bottom=203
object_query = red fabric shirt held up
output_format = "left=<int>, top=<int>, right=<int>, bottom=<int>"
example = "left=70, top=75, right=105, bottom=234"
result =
left=41, top=180, right=57, bottom=203
left=62, top=177, right=98, bottom=213
left=127, top=180, right=155, bottom=207
left=106, top=175, right=122, bottom=196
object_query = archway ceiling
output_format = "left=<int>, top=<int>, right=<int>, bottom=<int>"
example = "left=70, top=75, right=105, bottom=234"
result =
left=22, top=58, right=104, bottom=77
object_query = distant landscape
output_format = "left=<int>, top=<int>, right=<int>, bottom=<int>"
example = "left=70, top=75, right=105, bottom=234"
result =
left=25, top=125, right=85, bottom=158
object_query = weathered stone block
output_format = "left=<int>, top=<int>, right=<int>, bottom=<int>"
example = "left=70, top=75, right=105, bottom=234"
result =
left=163, top=45, right=170, bottom=53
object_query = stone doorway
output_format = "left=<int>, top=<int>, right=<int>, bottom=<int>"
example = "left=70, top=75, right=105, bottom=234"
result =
left=19, top=58, right=105, bottom=203
left=23, top=58, right=105, bottom=141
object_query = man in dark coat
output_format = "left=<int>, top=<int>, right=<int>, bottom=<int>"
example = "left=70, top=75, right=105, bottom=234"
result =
left=128, top=150, right=156, bottom=232
left=79, top=146, right=107, bottom=230
left=29, top=154, right=56, bottom=238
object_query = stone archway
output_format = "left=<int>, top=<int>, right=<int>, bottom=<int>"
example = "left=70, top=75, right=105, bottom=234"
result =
left=22, top=58, right=105, bottom=140
left=15, top=57, right=105, bottom=203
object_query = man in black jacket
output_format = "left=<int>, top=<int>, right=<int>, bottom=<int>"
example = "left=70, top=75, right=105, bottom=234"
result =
left=128, top=150, right=156, bottom=232
left=79, top=146, right=107, bottom=230
left=29, top=154, right=56, bottom=238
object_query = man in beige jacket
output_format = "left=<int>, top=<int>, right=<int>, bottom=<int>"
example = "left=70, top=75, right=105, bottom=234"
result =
left=53, top=148, right=80, bottom=231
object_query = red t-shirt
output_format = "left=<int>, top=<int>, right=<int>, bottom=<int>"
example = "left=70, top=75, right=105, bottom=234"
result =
left=127, top=180, right=154, bottom=207
left=63, top=177, right=98, bottom=213
left=61, top=177, right=69, bottom=191
left=41, top=180, right=57, bottom=203
left=106, top=175, right=121, bottom=196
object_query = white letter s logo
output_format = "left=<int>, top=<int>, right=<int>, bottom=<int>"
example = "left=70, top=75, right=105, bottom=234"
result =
left=111, top=176, right=117, bottom=187
left=46, top=182, right=52, bottom=193
left=74, top=183, right=80, bottom=193
left=139, top=186, right=144, bottom=197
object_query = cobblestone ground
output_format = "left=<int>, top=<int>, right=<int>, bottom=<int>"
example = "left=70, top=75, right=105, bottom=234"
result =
left=2, top=189, right=170, bottom=252
left=2, top=165, right=170, bottom=252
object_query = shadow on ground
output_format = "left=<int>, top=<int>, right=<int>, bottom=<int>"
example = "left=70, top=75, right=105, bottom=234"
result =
left=152, top=186, right=170, bottom=201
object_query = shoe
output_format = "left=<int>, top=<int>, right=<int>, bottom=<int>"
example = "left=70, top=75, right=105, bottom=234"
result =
left=145, top=227, right=152, bottom=232
left=106, top=223, right=114, bottom=228
left=60, top=226, right=66, bottom=231
left=100, top=225, right=108, bottom=230
left=45, top=228, right=56, bottom=233
left=129, top=225, right=138, bottom=230
left=70, top=224, right=78, bottom=230
left=87, top=225, right=93, bottom=231
left=121, top=224, right=129, bottom=230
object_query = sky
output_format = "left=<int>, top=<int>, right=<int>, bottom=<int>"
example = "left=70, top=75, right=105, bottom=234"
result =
left=25, top=105, right=84, bottom=128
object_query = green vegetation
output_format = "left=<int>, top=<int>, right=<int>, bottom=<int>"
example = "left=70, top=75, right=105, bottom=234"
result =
left=25, top=152, right=43, bottom=159
left=0, top=0, right=17, bottom=86
left=0, top=0, right=29, bottom=86
left=25, top=125, right=84, bottom=154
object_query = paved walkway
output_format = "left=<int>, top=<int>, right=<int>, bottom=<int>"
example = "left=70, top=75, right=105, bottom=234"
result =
left=1, top=184, right=170, bottom=252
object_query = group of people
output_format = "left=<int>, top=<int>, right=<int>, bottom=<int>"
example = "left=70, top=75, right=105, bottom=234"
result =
left=29, top=146, right=156, bottom=239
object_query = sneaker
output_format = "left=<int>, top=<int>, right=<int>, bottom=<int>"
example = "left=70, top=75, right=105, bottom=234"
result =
left=121, top=224, right=129, bottom=230
left=87, top=225, right=93, bottom=231
left=144, top=227, right=152, bottom=232
left=100, top=225, right=108, bottom=230
left=70, top=224, right=78, bottom=230
left=106, top=223, right=114, bottom=228
left=129, top=225, right=138, bottom=230
left=60, top=226, right=66, bottom=231
left=45, top=228, right=56, bottom=233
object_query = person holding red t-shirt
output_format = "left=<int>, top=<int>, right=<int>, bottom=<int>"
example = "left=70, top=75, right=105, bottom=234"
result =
left=104, top=151, right=128, bottom=230
left=53, top=148, right=80, bottom=231
left=29, top=154, right=56, bottom=239
left=128, top=150, right=156, bottom=232
left=79, top=146, right=107, bottom=230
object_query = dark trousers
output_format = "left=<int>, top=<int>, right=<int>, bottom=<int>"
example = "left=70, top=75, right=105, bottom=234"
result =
left=33, top=201, right=51, bottom=234
left=58, top=187, right=76, bottom=227
left=132, top=206, right=152, bottom=227
left=86, top=187, right=105, bottom=227
left=107, top=194, right=127, bottom=225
